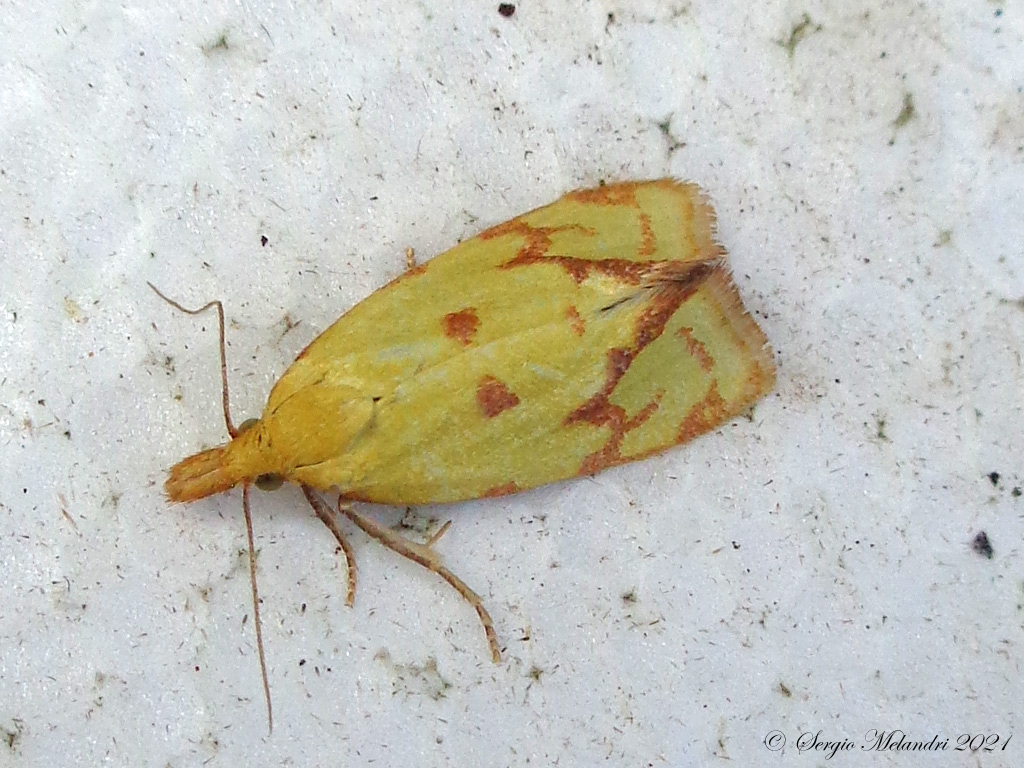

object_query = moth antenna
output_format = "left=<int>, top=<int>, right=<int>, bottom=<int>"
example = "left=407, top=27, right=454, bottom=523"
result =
left=335, top=497, right=501, bottom=663
left=147, top=281, right=238, bottom=438
left=302, top=486, right=357, bottom=607
left=150, top=282, right=267, bottom=725
left=242, top=483, right=273, bottom=733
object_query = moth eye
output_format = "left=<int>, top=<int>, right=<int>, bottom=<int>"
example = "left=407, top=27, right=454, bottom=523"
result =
left=238, top=418, right=259, bottom=434
left=255, top=473, right=284, bottom=492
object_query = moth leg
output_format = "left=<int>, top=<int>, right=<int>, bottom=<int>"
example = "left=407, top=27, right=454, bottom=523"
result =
left=302, top=486, right=357, bottom=607
left=404, top=247, right=417, bottom=270
left=242, top=483, right=273, bottom=733
left=424, top=520, right=452, bottom=548
left=336, top=500, right=501, bottom=663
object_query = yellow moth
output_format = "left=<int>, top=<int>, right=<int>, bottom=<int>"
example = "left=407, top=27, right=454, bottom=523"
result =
left=156, top=179, right=775, bottom=728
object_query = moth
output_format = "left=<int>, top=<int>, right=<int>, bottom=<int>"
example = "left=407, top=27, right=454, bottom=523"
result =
left=156, top=179, right=775, bottom=728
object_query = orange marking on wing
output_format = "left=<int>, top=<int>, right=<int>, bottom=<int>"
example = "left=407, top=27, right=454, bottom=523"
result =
left=566, top=261, right=720, bottom=475
left=477, top=220, right=584, bottom=269
left=503, top=249, right=651, bottom=285
left=563, top=182, right=643, bottom=206
left=443, top=307, right=480, bottom=346
left=476, top=375, right=521, bottom=417
left=637, top=211, right=656, bottom=257
left=481, top=218, right=653, bottom=285
left=698, top=268, right=777, bottom=401
left=562, top=178, right=688, bottom=207
left=483, top=481, right=519, bottom=498
left=573, top=395, right=664, bottom=476
left=676, top=382, right=729, bottom=443
left=747, top=363, right=775, bottom=398
left=478, top=181, right=715, bottom=285
left=566, top=305, right=585, bottom=336
left=677, top=326, right=714, bottom=373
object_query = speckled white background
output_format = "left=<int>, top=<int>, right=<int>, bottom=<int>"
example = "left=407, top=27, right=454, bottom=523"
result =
left=1, top=1, right=1022, bottom=765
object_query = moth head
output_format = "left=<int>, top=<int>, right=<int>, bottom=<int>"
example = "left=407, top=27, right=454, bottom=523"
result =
left=238, top=417, right=285, bottom=491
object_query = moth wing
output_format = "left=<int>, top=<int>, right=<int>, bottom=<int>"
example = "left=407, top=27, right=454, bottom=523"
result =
left=272, top=180, right=774, bottom=503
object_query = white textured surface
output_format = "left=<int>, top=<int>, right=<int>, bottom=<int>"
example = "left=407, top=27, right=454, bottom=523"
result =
left=1, top=1, right=1022, bottom=765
